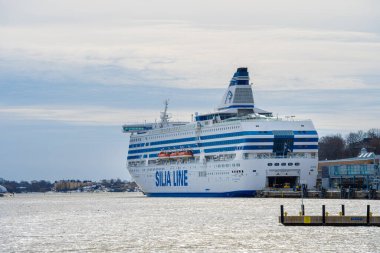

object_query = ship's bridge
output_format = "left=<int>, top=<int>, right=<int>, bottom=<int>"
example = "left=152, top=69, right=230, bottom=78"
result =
left=195, top=112, right=235, bottom=122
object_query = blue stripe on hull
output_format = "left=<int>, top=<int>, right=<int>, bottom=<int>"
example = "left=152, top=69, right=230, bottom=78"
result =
left=129, top=131, right=318, bottom=148
left=145, top=190, right=256, bottom=197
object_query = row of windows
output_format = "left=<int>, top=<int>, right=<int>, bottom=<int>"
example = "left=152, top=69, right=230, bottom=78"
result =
left=130, top=138, right=142, bottom=143
left=267, top=162, right=300, bottom=166
left=232, top=170, right=244, bottom=173
left=128, top=144, right=198, bottom=154
left=200, top=131, right=271, bottom=141
left=200, top=125, right=240, bottom=133
left=216, top=163, right=240, bottom=168
left=207, top=171, right=230, bottom=176
left=202, top=138, right=273, bottom=147
left=147, top=131, right=194, bottom=140
left=143, top=125, right=242, bottom=141
left=293, top=131, right=314, bottom=134
left=130, top=143, right=145, bottom=148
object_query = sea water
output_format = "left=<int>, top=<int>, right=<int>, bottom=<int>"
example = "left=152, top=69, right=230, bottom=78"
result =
left=1, top=192, right=379, bottom=252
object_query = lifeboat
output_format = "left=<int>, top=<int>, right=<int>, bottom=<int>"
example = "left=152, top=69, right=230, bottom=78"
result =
left=158, top=151, right=170, bottom=159
left=167, top=150, right=193, bottom=159
left=169, top=151, right=179, bottom=158
left=178, top=150, right=193, bottom=158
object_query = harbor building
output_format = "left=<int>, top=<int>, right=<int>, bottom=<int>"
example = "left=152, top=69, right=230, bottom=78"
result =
left=318, top=148, right=380, bottom=190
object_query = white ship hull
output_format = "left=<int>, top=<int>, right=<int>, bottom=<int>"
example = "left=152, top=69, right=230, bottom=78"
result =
left=129, top=157, right=317, bottom=197
left=124, top=67, right=319, bottom=197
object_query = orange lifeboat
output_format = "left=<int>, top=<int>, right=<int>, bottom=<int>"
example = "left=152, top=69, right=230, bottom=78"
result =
left=169, top=151, right=179, bottom=158
left=158, top=151, right=170, bottom=159
left=178, top=150, right=193, bottom=158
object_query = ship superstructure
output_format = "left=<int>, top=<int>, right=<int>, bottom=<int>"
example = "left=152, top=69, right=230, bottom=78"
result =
left=123, top=68, right=318, bottom=197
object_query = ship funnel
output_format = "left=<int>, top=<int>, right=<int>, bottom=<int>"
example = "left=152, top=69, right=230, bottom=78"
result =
left=217, top=67, right=255, bottom=114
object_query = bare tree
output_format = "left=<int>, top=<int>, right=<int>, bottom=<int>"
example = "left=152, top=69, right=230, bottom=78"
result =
left=366, top=128, right=380, bottom=154
left=345, top=131, right=366, bottom=157
left=318, top=134, right=346, bottom=160
left=367, top=128, right=380, bottom=138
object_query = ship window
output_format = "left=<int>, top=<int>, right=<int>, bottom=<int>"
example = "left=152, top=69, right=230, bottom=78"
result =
left=295, top=163, right=300, bottom=166
left=274, top=163, right=279, bottom=166
left=288, top=163, right=293, bottom=166
left=281, top=163, right=286, bottom=166
left=268, top=163, right=273, bottom=166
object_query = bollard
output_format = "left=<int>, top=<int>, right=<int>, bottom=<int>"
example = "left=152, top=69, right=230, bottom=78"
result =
left=301, top=204, right=305, bottom=216
left=341, top=204, right=345, bottom=216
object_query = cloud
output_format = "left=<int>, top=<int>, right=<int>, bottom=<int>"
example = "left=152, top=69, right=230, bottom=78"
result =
left=1, top=22, right=380, bottom=91
left=0, top=105, right=195, bottom=125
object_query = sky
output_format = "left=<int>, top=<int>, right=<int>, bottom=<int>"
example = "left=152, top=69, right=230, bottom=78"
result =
left=0, top=0, right=380, bottom=181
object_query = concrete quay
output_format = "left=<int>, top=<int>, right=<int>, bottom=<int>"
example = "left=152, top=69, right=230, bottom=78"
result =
left=258, top=189, right=380, bottom=199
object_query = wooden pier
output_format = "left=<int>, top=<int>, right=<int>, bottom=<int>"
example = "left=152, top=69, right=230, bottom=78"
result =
left=279, top=205, right=380, bottom=226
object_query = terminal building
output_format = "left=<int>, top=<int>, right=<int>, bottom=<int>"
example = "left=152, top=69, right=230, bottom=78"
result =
left=318, top=148, right=380, bottom=190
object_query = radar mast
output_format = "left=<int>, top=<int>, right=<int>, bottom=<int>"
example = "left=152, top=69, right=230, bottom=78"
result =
left=160, top=99, right=170, bottom=127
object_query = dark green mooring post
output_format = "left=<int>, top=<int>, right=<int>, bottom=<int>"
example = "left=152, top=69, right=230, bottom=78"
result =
left=322, top=205, right=326, bottom=225
left=341, top=204, right=345, bottom=216
left=301, top=204, right=305, bottom=216
left=367, top=205, right=370, bottom=225
left=280, top=205, right=284, bottom=224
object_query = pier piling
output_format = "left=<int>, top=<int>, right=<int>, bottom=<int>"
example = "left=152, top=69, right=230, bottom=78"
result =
left=322, top=205, right=326, bottom=224
left=367, top=205, right=370, bottom=225
left=280, top=205, right=284, bottom=224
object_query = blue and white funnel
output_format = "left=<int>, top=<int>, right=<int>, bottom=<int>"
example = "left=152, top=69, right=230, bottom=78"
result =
left=217, top=67, right=254, bottom=113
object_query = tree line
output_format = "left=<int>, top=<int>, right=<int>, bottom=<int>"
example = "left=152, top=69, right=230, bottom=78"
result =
left=0, top=179, right=53, bottom=193
left=319, top=128, right=380, bottom=160
left=0, top=178, right=138, bottom=193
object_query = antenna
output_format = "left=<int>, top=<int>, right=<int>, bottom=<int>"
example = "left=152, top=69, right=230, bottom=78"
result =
left=160, top=99, right=170, bottom=127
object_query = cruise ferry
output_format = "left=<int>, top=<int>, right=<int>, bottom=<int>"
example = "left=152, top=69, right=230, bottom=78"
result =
left=123, top=67, right=318, bottom=197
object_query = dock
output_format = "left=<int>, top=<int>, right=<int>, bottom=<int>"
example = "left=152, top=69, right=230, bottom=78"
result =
left=279, top=205, right=380, bottom=226
left=258, top=189, right=379, bottom=199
